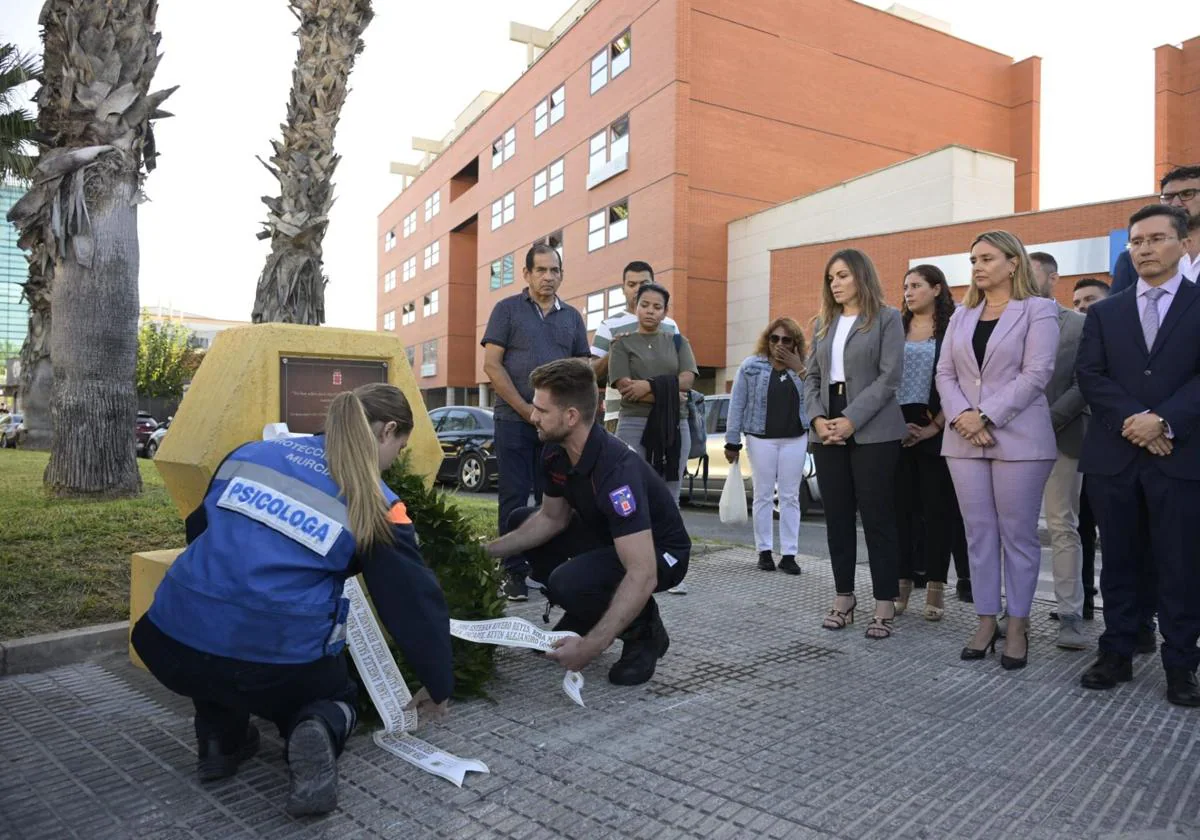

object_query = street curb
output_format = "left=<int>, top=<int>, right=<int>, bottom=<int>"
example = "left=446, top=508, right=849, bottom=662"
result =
left=0, top=622, right=128, bottom=677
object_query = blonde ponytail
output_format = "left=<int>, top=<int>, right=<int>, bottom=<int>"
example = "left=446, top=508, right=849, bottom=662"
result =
left=325, top=391, right=393, bottom=552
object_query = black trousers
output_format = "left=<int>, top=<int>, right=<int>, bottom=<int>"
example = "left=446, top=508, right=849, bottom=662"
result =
left=1089, top=462, right=1200, bottom=670
left=895, top=440, right=958, bottom=584
left=1078, top=475, right=1096, bottom=601
left=132, top=616, right=357, bottom=756
left=811, top=388, right=900, bottom=601
left=495, top=419, right=545, bottom=573
left=508, top=507, right=686, bottom=632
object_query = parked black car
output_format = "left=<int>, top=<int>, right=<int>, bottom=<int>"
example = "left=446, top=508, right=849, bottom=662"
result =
left=429, top=406, right=497, bottom=493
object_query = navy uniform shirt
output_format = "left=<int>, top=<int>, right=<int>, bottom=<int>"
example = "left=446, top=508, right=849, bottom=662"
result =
left=541, top=424, right=691, bottom=556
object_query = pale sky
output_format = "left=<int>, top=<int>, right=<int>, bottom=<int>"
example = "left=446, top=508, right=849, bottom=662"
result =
left=3, top=0, right=1199, bottom=329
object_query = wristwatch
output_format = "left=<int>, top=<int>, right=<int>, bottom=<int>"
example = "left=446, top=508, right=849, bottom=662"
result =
left=978, top=412, right=993, bottom=427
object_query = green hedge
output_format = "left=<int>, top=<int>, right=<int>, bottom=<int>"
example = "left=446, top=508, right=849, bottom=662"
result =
left=348, top=459, right=506, bottom=715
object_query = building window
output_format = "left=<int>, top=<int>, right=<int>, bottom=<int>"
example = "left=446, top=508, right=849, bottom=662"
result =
left=383, top=269, right=396, bottom=292
left=384, top=230, right=396, bottom=252
left=423, top=190, right=440, bottom=222
left=491, top=125, right=516, bottom=169
left=589, top=115, right=629, bottom=175
left=423, top=288, right=440, bottom=317
left=421, top=339, right=438, bottom=377
left=590, top=29, right=631, bottom=94
left=402, top=301, right=416, bottom=325
left=533, top=158, right=565, bottom=206
left=585, top=285, right=626, bottom=331
left=405, top=345, right=415, bottom=366
left=491, top=191, right=515, bottom=231
left=588, top=198, right=629, bottom=252
left=423, top=240, right=440, bottom=269
left=383, top=310, right=396, bottom=331
left=534, top=85, right=566, bottom=136
left=402, top=256, right=416, bottom=282
left=402, top=211, right=416, bottom=238
left=490, top=254, right=515, bottom=290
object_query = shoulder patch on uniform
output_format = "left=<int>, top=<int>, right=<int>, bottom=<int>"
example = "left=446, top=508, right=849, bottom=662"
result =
left=388, top=501, right=412, bottom=525
left=609, top=485, right=637, bottom=517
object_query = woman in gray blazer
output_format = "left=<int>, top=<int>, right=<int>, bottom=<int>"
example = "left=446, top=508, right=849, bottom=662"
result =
left=805, top=249, right=908, bottom=639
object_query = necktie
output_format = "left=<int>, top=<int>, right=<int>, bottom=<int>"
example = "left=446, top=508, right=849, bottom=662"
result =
left=1141, top=287, right=1166, bottom=351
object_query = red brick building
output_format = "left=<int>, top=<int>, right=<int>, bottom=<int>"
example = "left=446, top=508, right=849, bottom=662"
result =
left=377, top=0, right=1039, bottom=405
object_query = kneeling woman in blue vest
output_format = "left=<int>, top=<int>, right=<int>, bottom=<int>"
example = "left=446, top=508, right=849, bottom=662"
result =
left=132, top=383, right=453, bottom=816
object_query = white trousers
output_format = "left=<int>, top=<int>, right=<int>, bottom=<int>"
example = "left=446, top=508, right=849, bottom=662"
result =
left=745, top=434, right=808, bottom=555
left=1044, top=451, right=1084, bottom=618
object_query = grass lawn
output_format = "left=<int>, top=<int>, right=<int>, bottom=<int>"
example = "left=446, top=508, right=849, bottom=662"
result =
left=0, top=450, right=499, bottom=641
left=0, top=450, right=186, bottom=639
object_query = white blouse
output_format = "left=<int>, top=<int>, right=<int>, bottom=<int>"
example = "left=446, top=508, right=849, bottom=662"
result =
left=829, top=314, right=858, bottom=383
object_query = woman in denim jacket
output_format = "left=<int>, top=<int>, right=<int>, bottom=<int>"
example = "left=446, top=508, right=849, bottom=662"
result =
left=724, top=317, right=809, bottom=574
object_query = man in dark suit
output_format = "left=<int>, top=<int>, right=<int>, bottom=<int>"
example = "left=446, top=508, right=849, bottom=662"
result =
left=1112, top=165, right=1200, bottom=292
left=1077, top=204, right=1200, bottom=707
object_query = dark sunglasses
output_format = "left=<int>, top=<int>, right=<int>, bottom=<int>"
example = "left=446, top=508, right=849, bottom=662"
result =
left=768, top=335, right=794, bottom=344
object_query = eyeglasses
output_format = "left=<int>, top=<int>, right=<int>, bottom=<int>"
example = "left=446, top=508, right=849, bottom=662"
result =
left=768, top=335, right=794, bottom=345
left=1127, top=235, right=1179, bottom=250
left=1160, top=188, right=1199, bottom=204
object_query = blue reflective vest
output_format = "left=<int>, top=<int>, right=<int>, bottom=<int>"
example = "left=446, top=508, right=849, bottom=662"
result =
left=148, top=435, right=399, bottom=664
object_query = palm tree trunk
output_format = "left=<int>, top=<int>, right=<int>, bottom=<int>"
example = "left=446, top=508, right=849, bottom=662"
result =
left=16, top=244, right=52, bottom=450
left=251, top=0, right=373, bottom=325
left=44, top=161, right=142, bottom=495
left=6, top=0, right=175, bottom=497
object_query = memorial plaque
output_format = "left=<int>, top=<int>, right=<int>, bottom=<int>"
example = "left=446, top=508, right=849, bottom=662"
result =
left=280, top=356, right=388, bottom=433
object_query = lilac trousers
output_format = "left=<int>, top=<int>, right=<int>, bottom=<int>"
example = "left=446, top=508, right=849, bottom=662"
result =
left=946, top=457, right=1054, bottom=618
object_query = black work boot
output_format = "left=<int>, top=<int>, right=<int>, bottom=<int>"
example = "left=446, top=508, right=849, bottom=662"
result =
left=286, top=719, right=339, bottom=817
left=609, top=600, right=669, bottom=686
left=197, top=723, right=260, bottom=782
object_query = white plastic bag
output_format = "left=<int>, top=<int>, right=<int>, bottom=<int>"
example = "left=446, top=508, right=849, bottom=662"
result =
left=719, top=458, right=749, bottom=524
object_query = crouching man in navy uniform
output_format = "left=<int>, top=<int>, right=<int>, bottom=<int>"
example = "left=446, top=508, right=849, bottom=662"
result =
left=487, top=359, right=690, bottom=686
left=132, top=383, right=453, bottom=816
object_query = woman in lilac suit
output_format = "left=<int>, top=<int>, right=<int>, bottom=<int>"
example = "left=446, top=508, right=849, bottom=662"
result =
left=936, top=230, right=1058, bottom=670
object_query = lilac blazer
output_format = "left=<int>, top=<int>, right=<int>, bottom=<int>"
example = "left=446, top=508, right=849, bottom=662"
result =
left=936, top=296, right=1059, bottom=461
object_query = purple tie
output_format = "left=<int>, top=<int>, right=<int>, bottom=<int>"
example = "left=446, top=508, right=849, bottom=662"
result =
left=1141, top=287, right=1166, bottom=350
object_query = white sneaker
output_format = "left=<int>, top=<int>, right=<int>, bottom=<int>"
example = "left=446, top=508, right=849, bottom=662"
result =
left=667, top=582, right=688, bottom=595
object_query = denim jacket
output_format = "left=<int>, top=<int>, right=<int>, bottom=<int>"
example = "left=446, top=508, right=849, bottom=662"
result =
left=726, top=355, right=808, bottom=446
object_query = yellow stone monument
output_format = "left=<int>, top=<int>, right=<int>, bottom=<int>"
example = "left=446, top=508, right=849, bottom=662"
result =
left=129, top=324, right=442, bottom=666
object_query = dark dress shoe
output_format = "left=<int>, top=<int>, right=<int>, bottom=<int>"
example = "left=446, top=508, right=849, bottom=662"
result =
left=777, top=555, right=801, bottom=575
left=1080, top=651, right=1133, bottom=690
left=1166, top=669, right=1200, bottom=707
left=757, top=551, right=775, bottom=571
left=1135, top=626, right=1157, bottom=655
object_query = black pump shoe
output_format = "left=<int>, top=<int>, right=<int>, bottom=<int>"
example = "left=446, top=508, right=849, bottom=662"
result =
left=1001, top=632, right=1029, bottom=671
left=960, top=627, right=1000, bottom=661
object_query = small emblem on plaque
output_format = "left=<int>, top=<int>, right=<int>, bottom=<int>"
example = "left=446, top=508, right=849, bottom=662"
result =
left=332, top=370, right=343, bottom=386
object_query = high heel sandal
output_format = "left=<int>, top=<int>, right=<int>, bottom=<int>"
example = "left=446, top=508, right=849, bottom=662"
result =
left=865, top=613, right=894, bottom=640
left=923, top=582, right=945, bottom=622
left=894, top=579, right=913, bottom=616
left=822, top=593, right=857, bottom=630
left=960, top=626, right=1000, bottom=660
left=1001, top=631, right=1029, bottom=671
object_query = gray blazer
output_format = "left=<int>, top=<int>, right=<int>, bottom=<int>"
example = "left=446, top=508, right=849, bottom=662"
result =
left=804, top=306, right=907, bottom=444
left=1046, top=303, right=1088, bottom=458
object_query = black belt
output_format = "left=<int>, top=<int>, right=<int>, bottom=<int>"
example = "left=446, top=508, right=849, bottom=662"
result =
left=830, top=382, right=846, bottom=396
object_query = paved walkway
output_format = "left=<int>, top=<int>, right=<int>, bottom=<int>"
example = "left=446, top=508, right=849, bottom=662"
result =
left=2, top=547, right=1198, bottom=840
